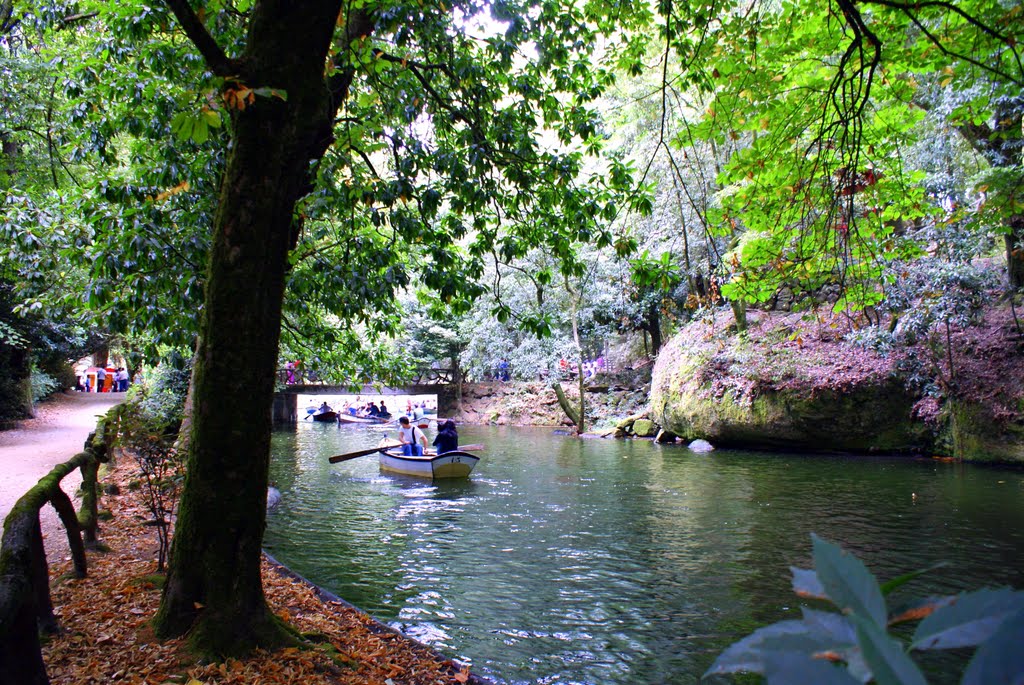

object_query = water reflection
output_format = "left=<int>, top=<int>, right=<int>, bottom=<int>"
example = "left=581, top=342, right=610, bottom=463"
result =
left=266, top=423, right=1024, bottom=684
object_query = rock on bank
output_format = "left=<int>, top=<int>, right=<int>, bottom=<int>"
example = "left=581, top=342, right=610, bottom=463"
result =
left=649, top=309, right=1024, bottom=463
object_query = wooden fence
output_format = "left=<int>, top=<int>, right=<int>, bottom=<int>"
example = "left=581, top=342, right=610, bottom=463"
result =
left=0, top=407, right=118, bottom=685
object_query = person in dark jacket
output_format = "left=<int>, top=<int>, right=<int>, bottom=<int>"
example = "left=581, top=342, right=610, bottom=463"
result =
left=433, top=419, right=459, bottom=454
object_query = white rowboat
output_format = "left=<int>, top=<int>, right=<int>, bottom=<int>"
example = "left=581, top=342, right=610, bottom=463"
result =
left=378, top=449, right=480, bottom=479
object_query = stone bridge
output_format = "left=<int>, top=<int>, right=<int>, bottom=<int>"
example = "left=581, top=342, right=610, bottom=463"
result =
left=272, top=368, right=461, bottom=423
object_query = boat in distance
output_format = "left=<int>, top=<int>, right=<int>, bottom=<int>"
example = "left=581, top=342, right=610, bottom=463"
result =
left=311, top=410, right=338, bottom=422
left=336, top=412, right=390, bottom=424
left=378, top=448, right=480, bottom=479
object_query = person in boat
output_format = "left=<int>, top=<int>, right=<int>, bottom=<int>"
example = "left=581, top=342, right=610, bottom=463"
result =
left=318, top=401, right=332, bottom=413
left=397, top=416, right=428, bottom=456
left=433, top=419, right=459, bottom=454
left=367, top=402, right=380, bottom=417
left=379, top=401, right=390, bottom=418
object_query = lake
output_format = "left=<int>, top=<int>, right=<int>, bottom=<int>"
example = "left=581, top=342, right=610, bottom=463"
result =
left=265, top=421, right=1024, bottom=684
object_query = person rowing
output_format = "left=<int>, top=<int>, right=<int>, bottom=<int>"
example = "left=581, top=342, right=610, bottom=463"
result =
left=397, top=416, right=428, bottom=456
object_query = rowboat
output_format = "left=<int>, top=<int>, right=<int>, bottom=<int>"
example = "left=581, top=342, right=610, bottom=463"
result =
left=311, top=410, right=337, bottom=422
left=379, top=448, right=480, bottom=479
left=337, top=413, right=390, bottom=424
left=376, top=438, right=480, bottom=479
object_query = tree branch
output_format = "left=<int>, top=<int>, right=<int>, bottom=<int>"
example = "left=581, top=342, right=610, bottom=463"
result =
left=57, top=11, right=99, bottom=28
left=0, top=0, right=14, bottom=34
left=856, top=0, right=1023, bottom=85
left=327, top=7, right=375, bottom=107
left=162, top=0, right=240, bottom=77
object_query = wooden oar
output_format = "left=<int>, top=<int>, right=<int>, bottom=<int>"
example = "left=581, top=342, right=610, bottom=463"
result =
left=424, top=444, right=484, bottom=456
left=329, top=443, right=484, bottom=464
left=327, top=446, right=389, bottom=463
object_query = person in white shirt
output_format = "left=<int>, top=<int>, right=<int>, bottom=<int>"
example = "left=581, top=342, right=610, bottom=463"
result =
left=397, top=416, right=427, bottom=456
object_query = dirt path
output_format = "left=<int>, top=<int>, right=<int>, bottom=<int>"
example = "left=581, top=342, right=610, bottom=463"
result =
left=0, top=391, right=121, bottom=561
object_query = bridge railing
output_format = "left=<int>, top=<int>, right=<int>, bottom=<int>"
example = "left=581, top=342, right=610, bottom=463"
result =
left=277, top=368, right=455, bottom=386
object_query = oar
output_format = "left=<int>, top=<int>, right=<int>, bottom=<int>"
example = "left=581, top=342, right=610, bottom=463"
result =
left=329, top=443, right=484, bottom=463
left=328, top=446, right=389, bottom=463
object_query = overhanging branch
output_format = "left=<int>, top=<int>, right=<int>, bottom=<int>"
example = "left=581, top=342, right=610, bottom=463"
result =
left=856, top=0, right=1023, bottom=86
left=162, top=0, right=240, bottom=77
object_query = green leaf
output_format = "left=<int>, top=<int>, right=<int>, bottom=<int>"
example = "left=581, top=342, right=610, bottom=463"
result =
left=800, top=608, right=857, bottom=646
left=170, top=112, right=193, bottom=141
left=201, top=109, right=222, bottom=128
left=791, top=566, right=828, bottom=600
left=960, top=609, right=1024, bottom=685
left=812, top=534, right=887, bottom=628
left=853, top=615, right=928, bottom=685
left=912, top=588, right=1024, bottom=650
left=252, top=86, right=288, bottom=101
left=879, top=562, right=949, bottom=596
left=192, top=118, right=209, bottom=144
left=704, top=620, right=816, bottom=676
left=763, top=651, right=862, bottom=685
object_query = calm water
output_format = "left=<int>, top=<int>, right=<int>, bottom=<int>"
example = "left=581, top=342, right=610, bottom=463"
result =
left=265, top=422, right=1024, bottom=684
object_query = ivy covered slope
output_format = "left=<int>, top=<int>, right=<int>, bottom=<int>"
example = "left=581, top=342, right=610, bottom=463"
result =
left=649, top=304, right=1024, bottom=463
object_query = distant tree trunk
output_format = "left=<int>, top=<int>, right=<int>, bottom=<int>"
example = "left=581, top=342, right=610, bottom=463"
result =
left=92, top=343, right=109, bottom=369
left=570, top=296, right=585, bottom=433
left=730, top=298, right=748, bottom=332
left=154, top=0, right=365, bottom=658
left=551, top=382, right=580, bottom=427
left=1, top=133, right=17, bottom=183
left=645, top=299, right=663, bottom=352
left=12, top=345, right=33, bottom=419
left=1007, top=215, right=1024, bottom=289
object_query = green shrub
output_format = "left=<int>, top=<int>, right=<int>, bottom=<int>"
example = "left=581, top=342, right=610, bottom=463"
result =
left=706, top=534, right=1024, bottom=683
left=136, top=360, right=192, bottom=431
left=30, top=365, right=59, bottom=402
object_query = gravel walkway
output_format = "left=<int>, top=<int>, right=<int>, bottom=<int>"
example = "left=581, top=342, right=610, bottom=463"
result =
left=0, top=391, right=122, bottom=562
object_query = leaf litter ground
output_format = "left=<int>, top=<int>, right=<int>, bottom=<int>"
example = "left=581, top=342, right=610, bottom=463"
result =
left=42, top=457, right=476, bottom=685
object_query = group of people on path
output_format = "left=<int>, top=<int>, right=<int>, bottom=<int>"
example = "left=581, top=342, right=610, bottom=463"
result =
left=77, top=366, right=131, bottom=393
left=397, top=416, right=458, bottom=457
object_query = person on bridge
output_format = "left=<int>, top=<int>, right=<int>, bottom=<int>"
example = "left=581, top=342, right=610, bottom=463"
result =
left=398, top=416, right=428, bottom=456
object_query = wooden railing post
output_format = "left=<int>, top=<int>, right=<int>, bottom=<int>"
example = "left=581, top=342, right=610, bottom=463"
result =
left=77, top=410, right=114, bottom=545
left=0, top=408, right=117, bottom=685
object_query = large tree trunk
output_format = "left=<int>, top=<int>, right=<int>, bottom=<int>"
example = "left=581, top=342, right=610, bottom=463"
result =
left=154, top=0, right=348, bottom=657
